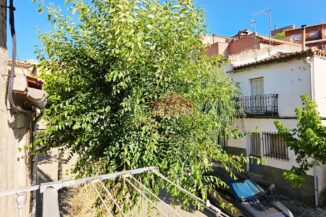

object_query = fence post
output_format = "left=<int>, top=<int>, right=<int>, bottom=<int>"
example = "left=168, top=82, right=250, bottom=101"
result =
left=42, top=187, right=60, bottom=217
left=16, top=192, right=26, bottom=217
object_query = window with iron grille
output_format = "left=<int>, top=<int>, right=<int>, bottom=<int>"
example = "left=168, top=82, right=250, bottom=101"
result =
left=262, top=132, right=289, bottom=160
left=250, top=132, right=261, bottom=156
left=217, top=131, right=228, bottom=147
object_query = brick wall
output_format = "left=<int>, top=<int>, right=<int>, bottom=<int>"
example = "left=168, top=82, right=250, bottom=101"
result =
left=205, top=42, right=229, bottom=57
left=285, top=24, right=326, bottom=49
left=228, top=35, right=261, bottom=55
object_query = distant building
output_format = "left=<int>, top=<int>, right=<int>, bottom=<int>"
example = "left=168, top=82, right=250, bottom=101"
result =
left=205, top=29, right=300, bottom=57
left=271, top=25, right=295, bottom=37
left=284, top=23, right=326, bottom=50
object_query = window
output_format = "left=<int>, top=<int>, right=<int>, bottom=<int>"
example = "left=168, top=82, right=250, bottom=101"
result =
left=235, top=82, right=240, bottom=90
left=250, top=132, right=261, bottom=156
left=290, top=34, right=302, bottom=42
left=250, top=78, right=264, bottom=112
left=309, top=30, right=319, bottom=39
left=250, top=78, right=264, bottom=96
left=262, top=132, right=288, bottom=160
left=234, top=82, right=241, bottom=97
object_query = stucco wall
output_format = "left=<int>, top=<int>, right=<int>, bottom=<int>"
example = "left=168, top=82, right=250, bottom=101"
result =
left=229, top=117, right=326, bottom=205
left=230, top=118, right=304, bottom=172
left=229, top=58, right=311, bottom=117
left=313, top=56, right=326, bottom=117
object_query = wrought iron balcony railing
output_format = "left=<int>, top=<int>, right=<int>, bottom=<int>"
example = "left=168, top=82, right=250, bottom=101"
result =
left=235, top=94, right=278, bottom=116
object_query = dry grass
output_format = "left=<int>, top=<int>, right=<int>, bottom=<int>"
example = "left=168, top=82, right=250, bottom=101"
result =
left=61, top=185, right=213, bottom=217
left=62, top=185, right=105, bottom=217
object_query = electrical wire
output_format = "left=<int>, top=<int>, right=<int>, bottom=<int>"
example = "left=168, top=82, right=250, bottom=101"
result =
left=128, top=175, right=183, bottom=217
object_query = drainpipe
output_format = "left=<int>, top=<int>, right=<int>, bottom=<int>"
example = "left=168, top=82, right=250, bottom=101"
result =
left=305, top=56, right=318, bottom=207
left=31, top=111, right=43, bottom=217
left=306, top=57, right=315, bottom=100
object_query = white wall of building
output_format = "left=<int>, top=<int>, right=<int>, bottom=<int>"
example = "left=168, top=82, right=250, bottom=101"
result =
left=313, top=56, right=326, bottom=117
left=229, top=59, right=311, bottom=117
left=226, top=55, right=326, bottom=204
left=229, top=118, right=315, bottom=173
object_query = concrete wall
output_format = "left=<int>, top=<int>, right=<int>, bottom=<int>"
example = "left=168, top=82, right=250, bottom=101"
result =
left=252, top=164, right=315, bottom=206
left=229, top=58, right=311, bottom=117
left=0, top=2, right=32, bottom=215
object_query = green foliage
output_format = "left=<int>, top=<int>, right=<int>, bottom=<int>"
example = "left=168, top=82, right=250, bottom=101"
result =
left=273, top=31, right=285, bottom=40
left=282, top=170, right=305, bottom=188
left=37, top=0, right=247, bottom=213
left=275, top=94, right=326, bottom=186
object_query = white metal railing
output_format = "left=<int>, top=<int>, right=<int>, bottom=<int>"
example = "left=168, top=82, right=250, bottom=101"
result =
left=0, top=166, right=229, bottom=217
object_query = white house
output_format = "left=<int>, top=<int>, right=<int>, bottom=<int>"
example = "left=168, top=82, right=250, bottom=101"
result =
left=224, top=47, right=326, bottom=206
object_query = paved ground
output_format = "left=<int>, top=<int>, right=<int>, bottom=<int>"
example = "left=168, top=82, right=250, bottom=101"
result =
left=275, top=194, right=326, bottom=217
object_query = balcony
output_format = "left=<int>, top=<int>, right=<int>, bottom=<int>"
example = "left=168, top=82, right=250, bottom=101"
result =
left=235, top=94, right=278, bottom=117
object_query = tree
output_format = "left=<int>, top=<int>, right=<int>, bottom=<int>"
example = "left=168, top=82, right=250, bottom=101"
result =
left=273, top=31, right=285, bottom=40
left=37, top=0, right=247, bottom=213
left=275, top=94, right=326, bottom=187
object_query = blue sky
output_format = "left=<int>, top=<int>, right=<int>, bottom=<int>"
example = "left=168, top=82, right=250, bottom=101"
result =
left=7, top=0, right=326, bottom=60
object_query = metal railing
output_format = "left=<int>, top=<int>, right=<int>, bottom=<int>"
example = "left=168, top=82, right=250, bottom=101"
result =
left=250, top=132, right=261, bottom=156
left=235, top=94, right=278, bottom=116
left=0, top=166, right=229, bottom=217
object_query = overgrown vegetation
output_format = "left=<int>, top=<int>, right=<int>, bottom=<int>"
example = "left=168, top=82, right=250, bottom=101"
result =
left=275, top=94, right=326, bottom=187
left=37, top=0, right=248, bottom=213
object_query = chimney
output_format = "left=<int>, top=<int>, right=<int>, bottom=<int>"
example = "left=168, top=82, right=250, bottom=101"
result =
left=301, top=25, right=307, bottom=51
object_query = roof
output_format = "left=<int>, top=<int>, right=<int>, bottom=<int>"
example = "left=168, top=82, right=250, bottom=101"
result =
left=232, top=48, right=326, bottom=71
left=7, top=59, right=38, bottom=69
left=8, top=59, right=46, bottom=109
left=257, top=35, right=300, bottom=47
left=285, top=23, right=326, bottom=32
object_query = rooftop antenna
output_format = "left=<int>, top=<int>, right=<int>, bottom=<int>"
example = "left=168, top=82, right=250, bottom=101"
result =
left=250, top=19, right=257, bottom=33
left=250, top=19, right=258, bottom=49
left=253, top=9, right=272, bottom=50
